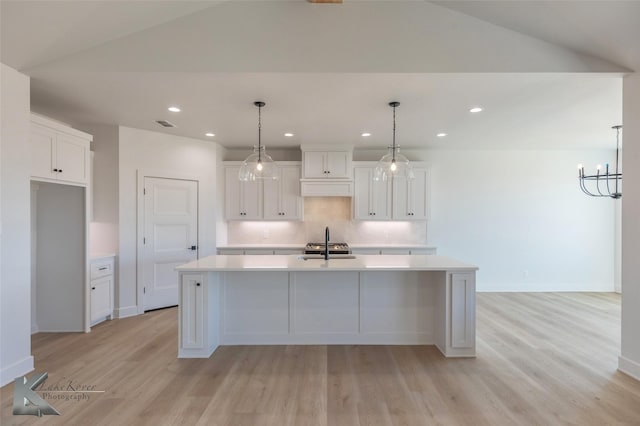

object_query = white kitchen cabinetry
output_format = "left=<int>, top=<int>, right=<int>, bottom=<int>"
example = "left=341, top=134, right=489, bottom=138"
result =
left=353, top=163, right=430, bottom=221
left=353, top=167, right=391, bottom=220
left=180, top=274, right=205, bottom=349
left=217, top=248, right=305, bottom=255
left=90, top=256, right=114, bottom=325
left=225, top=166, right=262, bottom=220
left=350, top=247, right=437, bottom=255
left=303, top=151, right=351, bottom=178
left=31, top=114, right=91, bottom=186
left=263, top=165, right=303, bottom=220
left=392, top=167, right=430, bottom=220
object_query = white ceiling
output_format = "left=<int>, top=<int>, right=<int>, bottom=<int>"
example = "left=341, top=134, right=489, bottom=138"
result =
left=1, top=1, right=633, bottom=150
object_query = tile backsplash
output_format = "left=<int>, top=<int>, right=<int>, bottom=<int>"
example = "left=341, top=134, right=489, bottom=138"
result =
left=226, top=197, right=428, bottom=245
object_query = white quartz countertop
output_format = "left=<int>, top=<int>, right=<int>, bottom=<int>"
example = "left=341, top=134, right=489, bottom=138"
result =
left=90, top=253, right=116, bottom=260
left=217, top=244, right=437, bottom=249
left=176, top=254, right=477, bottom=272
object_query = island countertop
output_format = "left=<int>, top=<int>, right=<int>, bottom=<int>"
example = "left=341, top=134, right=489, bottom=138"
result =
left=176, top=254, right=478, bottom=272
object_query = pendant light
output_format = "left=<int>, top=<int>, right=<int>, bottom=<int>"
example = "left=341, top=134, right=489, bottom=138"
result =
left=577, top=125, right=622, bottom=199
left=373, top=102, right=414, bottom=182
left=239, top=101, right=278, bottom=181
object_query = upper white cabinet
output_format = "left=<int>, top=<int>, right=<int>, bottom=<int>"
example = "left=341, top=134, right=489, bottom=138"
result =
left=303, top=151, right=351, bottom=179
left=392, top=167, right=430, bottom=220
left=225, top=162, right=302, bottom=221
left=31, top=114, right=92, bottom=186
left=353, top=167, right=391, bottom=220
left=263, top=165, right=303, bottom=220
left=353, top=162, right=430, bottom=221
left=225, top=166, right=263, bottom=220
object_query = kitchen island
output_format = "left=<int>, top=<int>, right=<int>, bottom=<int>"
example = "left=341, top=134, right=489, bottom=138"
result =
left=175, top=254, right=478, bottom=359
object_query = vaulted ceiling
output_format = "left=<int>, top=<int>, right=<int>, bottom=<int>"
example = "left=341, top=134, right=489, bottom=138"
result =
left=1, top=1, right=636, bottom=150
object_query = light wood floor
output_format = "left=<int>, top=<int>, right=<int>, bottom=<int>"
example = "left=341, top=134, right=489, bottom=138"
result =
left=2, top=293, right=639, bottom=425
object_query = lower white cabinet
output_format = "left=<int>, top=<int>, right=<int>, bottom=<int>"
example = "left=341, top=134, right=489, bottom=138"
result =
left=180, top=274, right=205, bottom=349
left=351, top=247, right=437, bottom=255
left=217, top=248, right=304, bottom=255
left=90, top=256, right=114, bottom=325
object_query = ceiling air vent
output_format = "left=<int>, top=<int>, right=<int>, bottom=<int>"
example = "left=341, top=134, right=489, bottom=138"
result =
left=155, top=120, right=176, bottom=128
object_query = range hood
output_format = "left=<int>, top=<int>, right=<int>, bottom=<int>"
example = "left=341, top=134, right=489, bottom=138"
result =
left=299, top=144, right=354, bottom=197
left=300, top=179, right=353, bottom=197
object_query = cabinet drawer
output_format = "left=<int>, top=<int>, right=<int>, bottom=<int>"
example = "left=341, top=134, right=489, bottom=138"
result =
left=91, top=259, right=114, bottom=279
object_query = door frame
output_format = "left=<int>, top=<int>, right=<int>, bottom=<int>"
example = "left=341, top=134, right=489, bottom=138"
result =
left=136, top=169, right=201, bottom=315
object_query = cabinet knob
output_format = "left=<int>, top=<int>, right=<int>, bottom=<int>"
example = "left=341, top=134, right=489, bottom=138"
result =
left=91, top=287, right=96, bottom=290
left=58, top=169, right=63, bottom=173
left=53, top=168, right=58, bottom=172
left=196, top=282, right=201, bottom=287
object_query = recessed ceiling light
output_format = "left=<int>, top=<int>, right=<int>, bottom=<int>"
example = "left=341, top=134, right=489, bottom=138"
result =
left=168, top=106, right=181, bottom=112
left=361, top=132, right=371, bottom=137
left=284, top=133, right=294, bottom=137
left=205, top=132, right=215, bottom=137
left=437, top=133, right=447, bottom=137
left=469, top=107, right=483, bottom=113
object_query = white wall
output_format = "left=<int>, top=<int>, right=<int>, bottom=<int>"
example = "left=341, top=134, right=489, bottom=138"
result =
left=620, top=73, right=640, bottom=380
left=118, top=126, right=220, bottom=317
left=84, top=124, right=119, bottom=255
left=0, top=63, right=34, bottom=386
left=425, top=149, right=615, bottom=292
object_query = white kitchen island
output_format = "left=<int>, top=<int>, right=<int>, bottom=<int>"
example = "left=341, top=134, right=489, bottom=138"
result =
left=175, top=254, right=478, bottom=359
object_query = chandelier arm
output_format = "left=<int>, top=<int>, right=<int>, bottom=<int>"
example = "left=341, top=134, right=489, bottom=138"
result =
left=605, top=165, right=612, bottom=197
left=579, top=177, right=595, bottom=196
left=595, top=172, right=605, bottom=196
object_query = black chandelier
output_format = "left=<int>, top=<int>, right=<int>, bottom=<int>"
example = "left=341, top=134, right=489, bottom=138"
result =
left=578, top=125, right=622, bottom=199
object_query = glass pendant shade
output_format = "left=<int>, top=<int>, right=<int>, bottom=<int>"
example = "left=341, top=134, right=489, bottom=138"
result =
left=239, top=101, right=278, bottom=181
left=373, top=146, right=414, bottom=182
left=374, top=101, right=413, bottom=182
left=238, top=145, right=278, bottom=181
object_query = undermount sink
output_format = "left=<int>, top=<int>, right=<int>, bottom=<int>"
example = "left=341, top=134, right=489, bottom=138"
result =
left=298, top=255, right=358, bottom=261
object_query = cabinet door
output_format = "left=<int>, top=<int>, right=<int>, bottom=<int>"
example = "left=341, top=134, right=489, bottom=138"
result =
left=326, top=152, right=350, bottom=178
left=353, top=168, right=373, bottom=219
left=242, top=179, right=262, bottom=220
left=354, top=167, right=390, bottom=220
left=56, top=133, right=89, bottom=184
left=31, top=125, right=56, bottom=180
left=409, top=168, right=430, bottom=220
left=279, top=166, right=302, bottom=219
left=225, top=167, right=244, bottom=220
left=450, top=273, right=475, bottom=349
left=303, top=152, right=326, bottom=178
left=91, top=276, right=112, bottom=323
left=262, top=173, right=281, bottom=220
left=392, top=167, right=429, bottom=220
left=181, top=274, right=204, bottom=349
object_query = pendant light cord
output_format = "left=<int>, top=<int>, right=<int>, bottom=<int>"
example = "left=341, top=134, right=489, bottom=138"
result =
left=258, top=104, right=262, bottom=163
left=615, top=126, right=621, bottom=194
left=392, top=104, right=397, bottom=163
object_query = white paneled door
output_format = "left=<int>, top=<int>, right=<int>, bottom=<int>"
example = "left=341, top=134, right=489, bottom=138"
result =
left=143, top=177, right=198, bottom=311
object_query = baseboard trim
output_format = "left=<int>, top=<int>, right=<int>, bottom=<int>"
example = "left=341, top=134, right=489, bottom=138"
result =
left=0, top=356, right=34, bottom=387
left=114, top=305, right=138, bottom=319
left=618, top=356, right=640, bottom=381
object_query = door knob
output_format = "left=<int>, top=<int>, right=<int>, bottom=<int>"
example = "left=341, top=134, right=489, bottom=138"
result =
left=188, top=245, right=197, bottom=251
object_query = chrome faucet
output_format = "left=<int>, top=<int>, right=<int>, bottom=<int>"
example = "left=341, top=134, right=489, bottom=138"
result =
left=324, top=226, right=330, bottom=260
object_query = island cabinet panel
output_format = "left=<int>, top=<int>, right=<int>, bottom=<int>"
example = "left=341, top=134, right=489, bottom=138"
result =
left=450, top=273, right=475, bottom=349
left=360, top=272, right=433, bottom=337
left=223, top=272, right=289, bottom=336
left=293, top=272, right=360, bottom=334
left=180, top=274, right=205, bottom=349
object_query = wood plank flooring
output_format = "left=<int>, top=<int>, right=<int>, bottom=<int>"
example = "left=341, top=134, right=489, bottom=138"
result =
left=2, top=293, right=639, bottom=425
